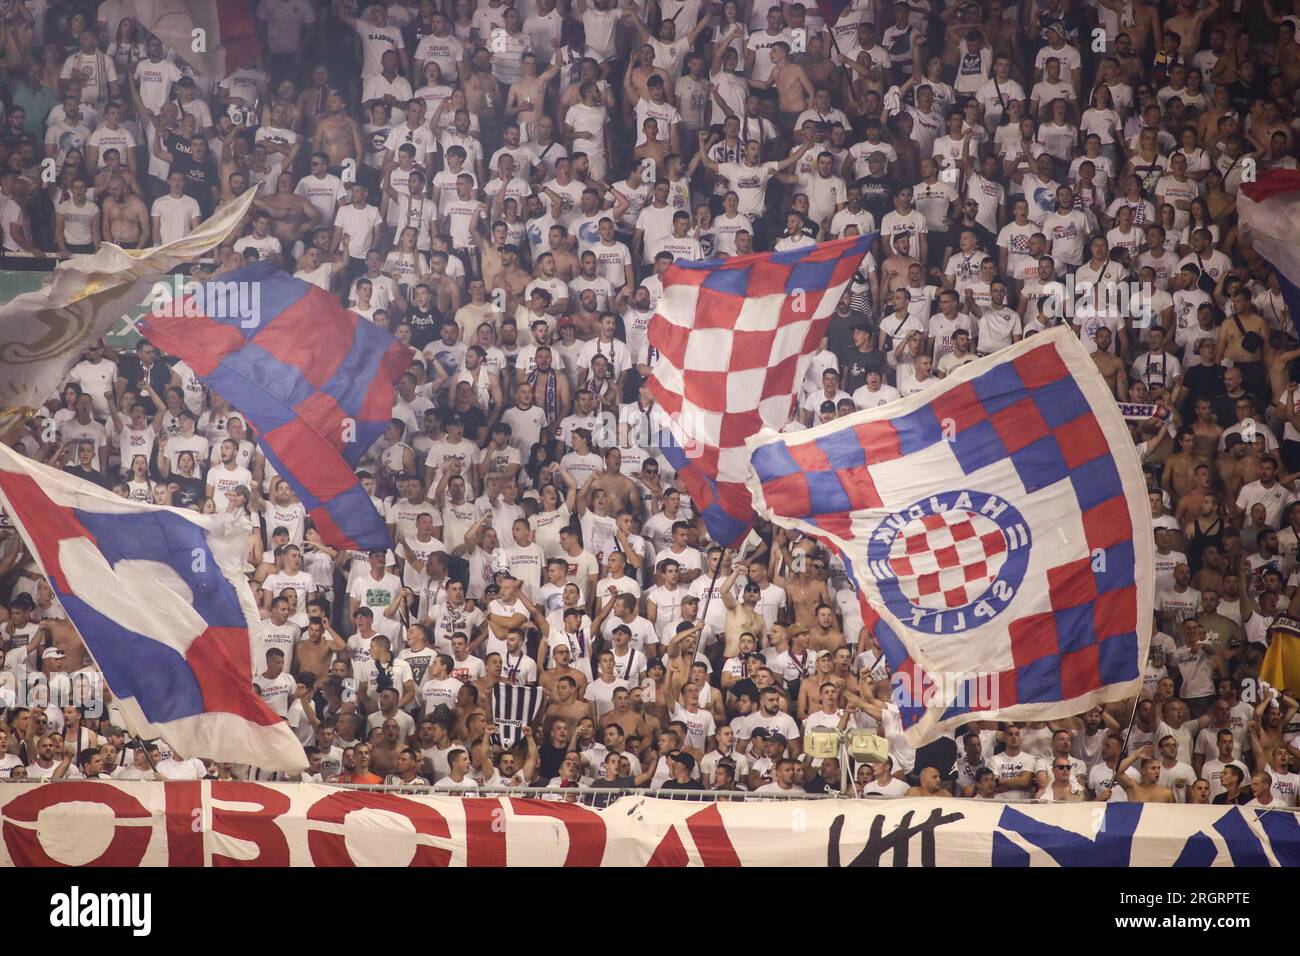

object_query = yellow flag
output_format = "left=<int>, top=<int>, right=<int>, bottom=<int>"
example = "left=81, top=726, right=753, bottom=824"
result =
left=1261, top=618, right=1300, bottom=696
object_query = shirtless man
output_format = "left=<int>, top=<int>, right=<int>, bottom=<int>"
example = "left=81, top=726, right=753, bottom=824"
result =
left=906, top=766, right=953, bottom=797
left=720, top=567, right=766, bottom=658
left=776, top=533, right=833, bottom=628
left=1190, top=398, right=1223, bottom=462
left=509, top=50, right=561, bottom=139
left=93, top=151, right=141, bottom=198
left=1090, top=326, right=1127, bottom=399
left=292, top=615, right=346, bottom=683
left=311, top=89, right=363, bottom=171
left=33, top=617, right=88, bottom=669
left=796, top=653, right=840, bottom=720
left=602, top=685, right=653, bottom=741
left=462, top=47, right=497, bottom=120
left=882, top=232, right=921, bottom=297
left=1097, top=0, right=1160, bottom=60
left=766, top=42, right=814, bottom=134
left=100, top=174, right=149, bottom=248
left=634, top=118, right=670, bottom=181
left=1166, top=0, right=1220, bottom=63
left=809, top=603, right=844, bottom=652
left=538, top=642, right=590, bottom=697
left=486, top=241, right=532, bottom=312
left=583, top=448, right=639, bottom=515
left=543, top=673, right=593, bottom=728
left=256, top=171, right=322, bottom=245
left=622, top=43, right=672, bottom=118
left=1114, top=745, right=1177, bottom=803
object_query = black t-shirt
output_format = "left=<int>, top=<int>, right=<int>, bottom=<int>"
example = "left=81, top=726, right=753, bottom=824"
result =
left=659, top=777, right=705, bottom=790
left=838, top=345, right=887, bottom=393
left=406, top=307, right=443, bottom=350
left=538, top=742, right=568, bottom=779
left=856, top=174, right=896, bottom=223
left=64, top=465, right=113, bottom=489
left=172, top=474, right=205, bottom=507
left=1226, top=80, right=1266, bottom=117
left=1212, top=790, right=1252, bottom=806
left=1211, top=389, right=1263, bottom=428
left=171, top=153, right=218, bottom=216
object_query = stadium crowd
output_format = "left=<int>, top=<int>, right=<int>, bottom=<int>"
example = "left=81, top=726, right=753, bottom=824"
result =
left=0, top=0, right=1299, bottom=806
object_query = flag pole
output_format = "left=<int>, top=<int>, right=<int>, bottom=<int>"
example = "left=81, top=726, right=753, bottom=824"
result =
left=1116, top=693, right=1143, bottom=758
left=693, top=550, right=725, bottom=671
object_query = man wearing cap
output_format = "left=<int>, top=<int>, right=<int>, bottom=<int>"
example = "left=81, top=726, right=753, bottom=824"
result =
left=660, top=750, right=706, bottom=790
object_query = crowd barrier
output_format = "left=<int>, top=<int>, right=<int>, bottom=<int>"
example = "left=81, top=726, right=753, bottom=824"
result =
left=2, top=781, right=1298, bottom=866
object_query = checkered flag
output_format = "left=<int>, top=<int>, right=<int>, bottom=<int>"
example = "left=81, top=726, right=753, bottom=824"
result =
left=748, top=328, right=1154, bottom=745
left=646, top=234, right=875, bottom=548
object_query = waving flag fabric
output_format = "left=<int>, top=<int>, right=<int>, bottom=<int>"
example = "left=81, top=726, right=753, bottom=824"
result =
left=131, top=1, right=262, bottom=78
left=140, top=262, right=408, bottom=552
left=1238, top=170, right=1300, bottom=338
left=0, top=444, right=306, bottom=771
left=747, top=328, right=1153, bottom=745
left=0, top=189, right=255, bottom=439
left=646, top=234, right=874, bottom=549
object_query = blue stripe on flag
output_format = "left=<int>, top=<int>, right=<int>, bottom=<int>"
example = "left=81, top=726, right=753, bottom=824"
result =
left=749, top=440, right=802, bottom=481
left=206, top=343, right=316, bottom=434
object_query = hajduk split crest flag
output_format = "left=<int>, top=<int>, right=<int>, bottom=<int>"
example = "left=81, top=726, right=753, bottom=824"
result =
left=746, top=328, right=1154, bottom=745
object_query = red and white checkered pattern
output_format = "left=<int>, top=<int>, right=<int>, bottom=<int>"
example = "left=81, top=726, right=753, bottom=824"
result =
left=647, top=236, right=870, bottom=544
left=887, top=510, right=1009, bottom=609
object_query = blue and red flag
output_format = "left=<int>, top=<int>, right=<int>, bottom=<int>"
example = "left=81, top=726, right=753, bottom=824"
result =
left=141, top=262, right=408, bottom=552
left=646, top=234, right=874, bottom=549
left=746, top=328, right=1153, bottom=745
left=1238, top=170, right=1300, bottom=339
left=0, top=444, right=306, bottom=771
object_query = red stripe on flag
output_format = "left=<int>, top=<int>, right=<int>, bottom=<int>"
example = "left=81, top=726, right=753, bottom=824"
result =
left=682, top=370, right=730, bottom=413
left=1046, top=557, right=1098, bottom=608
left=143, top=314, right=246, bottom=377
left=263, top=411, right=361, bottom=499
left=1093, top=585, right=1137, bottom=639
left=1082, top=495, right=1132, bottom=552
left=1056, top=412, right=1111, bottom=470
left=927, top=381, right=987, bottom=436
left=686, top=804, right=742, bottom=866
left=745, top=258, right=795, bottom=297
left=187, top=625, right=282, bottom=726
left=1239, top=169, right=1300, bottom=204
left=217, top=1, right=264, bottom=74
left=0, top=468, right=97, bottom=592
left=1009, top=611, right=1058, bottom=668
left=838, top=464, right=882, bottom=510
left=761, top=472, right=811, bottom=517
left=1060, top=644, right=1101, bottom=700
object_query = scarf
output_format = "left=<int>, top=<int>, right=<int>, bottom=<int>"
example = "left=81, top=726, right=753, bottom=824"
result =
left=529, top=367, right=558, bottom=423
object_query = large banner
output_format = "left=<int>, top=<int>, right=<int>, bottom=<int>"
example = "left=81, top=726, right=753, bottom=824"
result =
left=2, top=783, right=1297, bottom=867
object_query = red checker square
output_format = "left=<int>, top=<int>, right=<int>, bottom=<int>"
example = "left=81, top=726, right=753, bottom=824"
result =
left=651, top=382, right=683, bottom=416
left=291, top=391, right=348, bottom=449
left=144, top=314, right=247, bottom=376
left=682, top=371, right=730, bottom=413
left=730, top=328, right=779, bottom=371
left=997, top=669, right=1019, bottom=708
left=1013, top=341, right=1070, bottom=389
left=920, top=513, right=949, bottom=531
left=719, top=409, right=763, bottom=449
left=949, top=519, right=977, bottom=542
left=787, top=439, right=831, bottom=472
left=1083, top=496, right=1132, bottom=552
left=649, top=317, right=690, bottom=367
left=662, top=263, right=710, bottom=286
left=852, top=421, right=903, bottom=463
left=1047, top=557, right=1098, bottom=609
left=1059, top=644, right=1101, bottom=700
left=745, top=259, right=795, bottom=297
left=1009, top=612, right=1058, bottom=668
left=892, top=555, right=914, bottom=576
left=761, top=472, right=811, bottom=517
left=1056, top=413, right=1111, bottom=470
left=915, top=571, right=942, bottom=596
left=932, top=544, right=962, bottom=569
left=1093, top=585, right=1137, bottom=638
left=964, top=560, right=989, bottom=582
left=263, top=418, right=360, bottom=499
left=905, top=531, right=931, bottom=555
left=837, top=465, right=882, bottom=510
left=943, top=584, right=970, bottom=608
left=927, top=382, right=987, bottom=435
left=980, top=530, right=1007, bottom=556
left=717, top=479, right=755, bottom=516
left=692, top=287, right=747, bottom=330
left=761, top=353, right=800, bottom=399
left=990, top=398, right=1051, bottom=454
left=815, top=512, right=855, bottom=540
left=799, top=310, right=831, bottom=354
